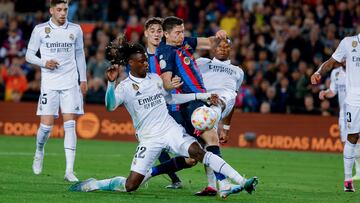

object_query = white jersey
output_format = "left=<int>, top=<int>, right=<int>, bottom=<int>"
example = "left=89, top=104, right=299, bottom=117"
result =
left=332, top=34, right=360, bottom=106
left=197, top=57, right=243, bottom=103
left=113, top=73, right=181, bottom=142
left=329, top=67, right=346, bottom=110
left=27, top=19, right=84, bottom=90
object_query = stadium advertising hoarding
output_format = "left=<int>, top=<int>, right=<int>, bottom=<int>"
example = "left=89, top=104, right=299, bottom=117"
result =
left=0, top=102, right=341, bottom=152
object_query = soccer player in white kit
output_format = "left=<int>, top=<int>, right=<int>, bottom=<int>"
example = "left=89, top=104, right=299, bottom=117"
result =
left=25, top=0, right=87, bottom=182
left=311, top=34, right=360, bottom=192
left=319, top=65, right=360, bottom=182
left=195, top=39, right=244, bottom=196
left=69, top=42, right=257, bottom=195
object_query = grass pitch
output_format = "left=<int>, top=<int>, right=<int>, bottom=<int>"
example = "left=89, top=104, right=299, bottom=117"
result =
left=0, top=135, right=359, bottom=203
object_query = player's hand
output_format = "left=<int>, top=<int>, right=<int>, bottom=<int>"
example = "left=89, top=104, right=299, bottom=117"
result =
left=45, top=60, right=59, bottom=70
left=319, top=90, right=326, bottom=100
left=219, top=128, right=229, bottom=144
left=106, top=64, right=119, bottom=82
left=80, top=81, right=88, bottom=96
left=209, top=94, right=219, bottom=105
left=170, top=75, right=183, bottom=89
left=215, top=30, right=227, bottom=40
left=310, top=73, right=321, bottom=85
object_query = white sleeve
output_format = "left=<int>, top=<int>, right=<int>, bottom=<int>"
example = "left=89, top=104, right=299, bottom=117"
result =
left=75, top=27, right=86, bottom=82
left=165, top=93, right=196, bottom=104
left=196, top=57, right=210, bottom=72
left=329, top=69, right=338, bottom=94
left=332, top=38, right=347, bottom=63
left=235, top=68, right=244, bottom=91
left=25, top=27, right=46, bottom=67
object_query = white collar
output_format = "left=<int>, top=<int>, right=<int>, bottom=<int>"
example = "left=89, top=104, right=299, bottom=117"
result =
left=48, top=18, right=69, bottom=29
left=129, top=72, right=147, bottom=84
left=213, top=57, right=231, bottom=65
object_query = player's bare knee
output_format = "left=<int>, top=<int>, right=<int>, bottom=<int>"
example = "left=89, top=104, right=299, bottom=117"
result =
left=185, top=158, right=197, bottom=166
left=201, top=129, right=219, bottom=145
left=188, top=142, right=206, bottom=161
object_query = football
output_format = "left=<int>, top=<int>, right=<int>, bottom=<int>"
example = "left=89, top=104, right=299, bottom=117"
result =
left=191, top=106, right=218, bottom=131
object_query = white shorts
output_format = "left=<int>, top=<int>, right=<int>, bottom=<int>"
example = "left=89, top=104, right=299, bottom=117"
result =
left=130, top=125, right=197, bottom=175
left=339, top=109, right=347, bottom=142
left=345, top=104, right=360, bottom=134
left=36, top=85, right=84, bottom=117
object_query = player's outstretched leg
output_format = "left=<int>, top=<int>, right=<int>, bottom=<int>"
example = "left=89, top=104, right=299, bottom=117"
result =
left=69, top=177, right=127, bottom=192
left=32, top=123, right=53, bottom=175
left=158, top=151, right=182, bottom=189
left=70, top=171, right=145, bottom=193
left=188, top=142, right=258, bottom=196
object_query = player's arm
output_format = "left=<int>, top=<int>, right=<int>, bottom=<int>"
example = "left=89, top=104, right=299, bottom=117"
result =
left=25, top=27, right=58, bottom=70
left=158, top=52, right=183, bottom=91
left=219, top=105, right=235, bottom=144
left=196, top=30, right=227, bottom=50
left=311, top=39, right=346, bottom=84
left=105, top=65, right=124, bottom=111
left=319, top=89, right=336, bottom=100
left=161, top=72, right=183, bottom=91
left=75, top=27, right=87, bottom=95
left=165, top=92, right=215, bottom=104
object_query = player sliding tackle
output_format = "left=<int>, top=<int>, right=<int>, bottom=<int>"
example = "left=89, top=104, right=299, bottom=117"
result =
left=69, top=40, right=258, bottom=194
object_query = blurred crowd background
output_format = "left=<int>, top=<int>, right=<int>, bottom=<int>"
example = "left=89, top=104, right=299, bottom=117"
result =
left=0, top=0, right=359, bottom=116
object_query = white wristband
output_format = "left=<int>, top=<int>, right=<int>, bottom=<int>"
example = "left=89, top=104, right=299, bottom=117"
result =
left=223, top=125, right=230, bottom=130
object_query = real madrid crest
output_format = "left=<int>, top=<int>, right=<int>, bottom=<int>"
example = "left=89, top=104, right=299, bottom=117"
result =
left=69, top=33, right=74, bottom=40
left=132, top=83, right=139, bottom=91
left=352, top=41, right=358, bottom=48
left=45, top=27, right=51, bottom=34
left=184, top=57, right=191, bottom=65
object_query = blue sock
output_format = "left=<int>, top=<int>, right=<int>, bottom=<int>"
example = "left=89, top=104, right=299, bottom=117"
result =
left=206, top=145, right=226, bottom=181
left=152, top=156, right=191, bottom=177
left=158, top=151, right=181, bottom=183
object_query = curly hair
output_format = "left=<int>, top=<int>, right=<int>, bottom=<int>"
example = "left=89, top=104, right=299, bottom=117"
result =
left=105, top=35, right=146, bottom=66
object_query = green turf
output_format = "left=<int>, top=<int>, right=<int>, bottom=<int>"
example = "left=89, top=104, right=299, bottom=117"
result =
left=0, top=135, right=359, bottom=203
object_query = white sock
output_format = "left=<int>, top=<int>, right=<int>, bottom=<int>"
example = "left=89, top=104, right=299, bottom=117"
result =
left=204, top=166, right=217, bottom=189
left=96, top=176, right=127, bottom=191
left=35, top=124, right=53, bottom=157
left=343, top=141, right=356, bottom=180
left=64, top=120, right=77, bottom=173
left=354, top=144, right=360, bottom=176
left=202, top=152, right=246, bottom=186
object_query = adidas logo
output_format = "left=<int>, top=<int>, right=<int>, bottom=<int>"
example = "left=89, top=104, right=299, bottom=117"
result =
left=352, top=49, right=357, bottom=52
left=75, top=106, right=80, bottom=111
left=136, top=91, right=142, bottom=96
left=45, top=35, right=50, bottom=38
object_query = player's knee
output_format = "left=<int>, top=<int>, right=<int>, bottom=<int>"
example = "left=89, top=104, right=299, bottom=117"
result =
left=185, top=158, right=197, bottom=166
left=201, top=129, right=219, bottom=145
left=348, top=134, right=360, bottom=144
left=188, top=142, right=206, bottom=161
left=125, top=181, right=140, bottom=192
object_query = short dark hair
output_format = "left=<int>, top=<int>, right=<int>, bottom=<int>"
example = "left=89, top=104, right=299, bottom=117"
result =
left=162, top=16, right=183, bottom=32
left=50, top=0, right=68, bottom=7
left=145, top=17, right=163, bottom=30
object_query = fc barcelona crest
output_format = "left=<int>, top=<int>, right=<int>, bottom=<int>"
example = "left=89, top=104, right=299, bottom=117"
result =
left=132, top=83, right=139, bottom=91
left=45, top=27, right=51, bottom=34
left=352, top=41, right=358, bottom=48
left=69, top=33, right=74, bottom=40
left=184, top=57, right=191, bottom=65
